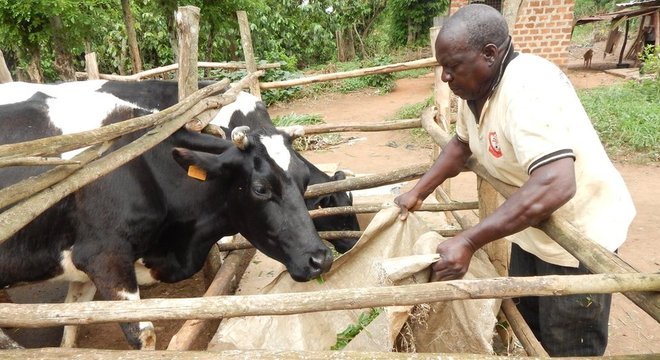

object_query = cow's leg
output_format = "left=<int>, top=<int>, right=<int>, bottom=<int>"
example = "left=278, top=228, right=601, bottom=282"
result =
left=60, top=281, right=97, bottom=348
left=72, top=244, right=156, bottom=350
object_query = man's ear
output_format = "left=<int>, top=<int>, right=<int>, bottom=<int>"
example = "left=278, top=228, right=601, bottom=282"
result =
left=482, top=43, right=499, bottom=66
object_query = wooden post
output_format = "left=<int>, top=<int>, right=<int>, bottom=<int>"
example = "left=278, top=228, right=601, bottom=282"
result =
left=168, top=246, right=256, bottom=351
left=502, top=0, right=524, bottom=31
left=429, top=25, right=453, bottom=207
left=655, top=10, right=660, bottom=47
left=176, top=6, right=202, bottom=132
left=0, top=50, right=12, bottom=83
left=84, top=52, right=100, bottom=80
left=237, top=11, right=261, bottom=99
left=477, top=178, right=510, bottom=277
left=501, top=299, right=548, bottom=356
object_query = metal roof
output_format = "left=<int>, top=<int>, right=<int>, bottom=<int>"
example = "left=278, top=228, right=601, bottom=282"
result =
left=573, top=5, right=660, bottom=26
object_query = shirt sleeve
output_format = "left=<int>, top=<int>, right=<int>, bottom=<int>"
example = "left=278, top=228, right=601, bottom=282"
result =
left=501, top=71, right=577, bottom=174
left=455, top=100, right=469, bottom=143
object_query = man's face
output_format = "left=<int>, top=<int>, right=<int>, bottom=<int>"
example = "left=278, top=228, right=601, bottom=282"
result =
left=435, top=34, right=494, bottom=101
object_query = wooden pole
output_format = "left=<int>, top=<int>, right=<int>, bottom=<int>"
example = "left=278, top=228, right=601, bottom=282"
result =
left=477, top=178, right=510, bottom=277
left=319, top=229, right=462, bottom=240
left=0, top=50, right=13, bottom=83
left=168, top=246, right=256, bottom=350
left=302, top=119, right=420, bottom=135
left=308, top=202, right=479, bottom=218
left=655, top=10, right=660, bottom=47
left=237, top=11, right=261, bottom=99
left=74, top=62, right=280, bottom=81
left=430, top=25, right=453, bottom=203
left=0, top=273, right=656, bottom=327
left=617, top=19, right=630, bottom=67
left=0, top=143, right=112, bottom=210
left=84, top=52, right=100, bottom=80
left=0, top=156, right=80, bottom=168
left=10, top=347, right=650, bottom=360
left=501, top=299, right=548, bottom=357
left=420, top=107, right=660, bottom=322
left=260, top=57, right=437, bottom=89
left=304, top=163, right=430, bottom=198
left=176, top=6, right=202, bottom=132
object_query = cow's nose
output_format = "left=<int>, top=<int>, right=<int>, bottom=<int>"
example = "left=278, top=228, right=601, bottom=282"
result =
left=309, top=248, right=333, bottom=273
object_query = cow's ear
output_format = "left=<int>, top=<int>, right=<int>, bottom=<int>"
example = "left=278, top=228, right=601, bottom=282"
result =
left=332, top=171, right=347, bottom=181
left=172, top=147, right=234, bottom=181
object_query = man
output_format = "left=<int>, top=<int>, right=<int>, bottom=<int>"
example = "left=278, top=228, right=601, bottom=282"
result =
left=394, top=4, right=635, bottom=356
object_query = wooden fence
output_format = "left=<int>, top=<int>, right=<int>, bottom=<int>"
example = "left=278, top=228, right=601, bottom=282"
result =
left=0, top=6, right=658, bottom=359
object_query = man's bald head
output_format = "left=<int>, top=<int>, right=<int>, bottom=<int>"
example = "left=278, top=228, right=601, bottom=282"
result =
left=438, top=4, right=509, bottom=51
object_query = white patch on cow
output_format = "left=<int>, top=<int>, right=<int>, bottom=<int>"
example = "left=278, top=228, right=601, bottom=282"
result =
left=52, top=250, right=90, bottom=283
left=117, top=289, right=140, bottom=301
left=0, top=80, right=108, bottom=105
left=260, top=134, right=291, bottom=171
left=210, top=91, right=259, bottom=128
left=45, top=92, right=141, bottom=159
left=135, top=258, right=159, bottom=285
left=51, top=250, right=160, bottom=285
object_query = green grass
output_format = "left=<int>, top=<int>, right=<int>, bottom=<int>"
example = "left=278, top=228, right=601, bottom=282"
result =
left=578, top=80, right=660, bottom=162
left=272, top=113, right=325, bottom=127
left=330, top=307, right=384, bottom=350
left=390, top=95, right=434, bottom=120
left=271, top=113, right=344, bottom=151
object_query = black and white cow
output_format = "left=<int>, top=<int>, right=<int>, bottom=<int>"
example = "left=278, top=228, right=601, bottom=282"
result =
left=0, top=80, right=360, bottom=253
left=97, top=81, right=360, bottom=253
left=0, top=89, right=333, bottom=349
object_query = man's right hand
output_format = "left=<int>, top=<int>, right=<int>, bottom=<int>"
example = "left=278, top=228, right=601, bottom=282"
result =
left=393, top=191, right=424, bottom=220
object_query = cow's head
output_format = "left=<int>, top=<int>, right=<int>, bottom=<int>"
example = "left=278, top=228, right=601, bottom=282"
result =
left=172, top=127, right=333, bottom=281
left=308, top=170, right=360, bottom=253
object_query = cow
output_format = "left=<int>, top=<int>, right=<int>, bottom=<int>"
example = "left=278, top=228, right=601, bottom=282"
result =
left=0, top=90, right=334, bottom=349
left=0, top=80, right=361, bottom=253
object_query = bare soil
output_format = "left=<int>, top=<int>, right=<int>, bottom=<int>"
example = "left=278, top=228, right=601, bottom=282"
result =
left=5, top=60, right=658, bottom=354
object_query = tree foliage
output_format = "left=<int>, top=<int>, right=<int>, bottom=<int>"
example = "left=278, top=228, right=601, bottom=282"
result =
left=0, top=0, right=449, bottom=82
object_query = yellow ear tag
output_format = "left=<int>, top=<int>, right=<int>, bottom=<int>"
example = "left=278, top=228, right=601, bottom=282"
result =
left=187, top=165, right=207, bottom=181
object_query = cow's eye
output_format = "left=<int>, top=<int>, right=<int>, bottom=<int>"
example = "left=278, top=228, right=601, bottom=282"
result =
left=252, top=184, right=270, bottom=198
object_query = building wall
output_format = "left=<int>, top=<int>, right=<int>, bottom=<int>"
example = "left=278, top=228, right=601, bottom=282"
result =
left=448, top=0, right=574, bottom=67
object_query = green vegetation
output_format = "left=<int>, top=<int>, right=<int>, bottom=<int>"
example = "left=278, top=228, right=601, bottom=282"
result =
left=272, top=113, right=324, bottom=127
left=578, top=80, right=660, bottom=162
left=330, top=307, right=384, bottom=350
left=0, top=0, right=448, bottom=83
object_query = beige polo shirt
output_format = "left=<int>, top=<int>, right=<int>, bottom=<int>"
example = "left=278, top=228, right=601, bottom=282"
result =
left=456, top=53, right=636, bottom=267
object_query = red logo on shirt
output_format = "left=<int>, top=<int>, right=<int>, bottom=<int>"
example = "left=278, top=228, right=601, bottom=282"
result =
left=488, top=131, right=502, bottom=158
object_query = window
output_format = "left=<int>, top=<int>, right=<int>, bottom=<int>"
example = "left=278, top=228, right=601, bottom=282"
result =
left=469, top=0, right=502, bottom=12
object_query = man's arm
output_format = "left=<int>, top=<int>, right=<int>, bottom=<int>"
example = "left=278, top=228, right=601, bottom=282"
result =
left=394, top=135, right=472, bottom=220
left=432, top=157, right=576, bottom=280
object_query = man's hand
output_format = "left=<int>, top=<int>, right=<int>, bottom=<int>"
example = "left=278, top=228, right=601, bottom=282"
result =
left=393, top=191, right=424, bottom=220
left=431, top=235, right=477, bottom=281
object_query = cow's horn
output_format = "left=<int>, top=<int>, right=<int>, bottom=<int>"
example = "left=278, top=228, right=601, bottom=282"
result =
left=277, top=125, right=305, bottom=139
left=231, top=126, right=250, bottom=150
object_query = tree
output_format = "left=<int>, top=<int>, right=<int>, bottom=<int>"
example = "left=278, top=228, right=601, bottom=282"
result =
left=121, top=0, right=143, bottom=73
left=387, top=0, right=448, bottom=47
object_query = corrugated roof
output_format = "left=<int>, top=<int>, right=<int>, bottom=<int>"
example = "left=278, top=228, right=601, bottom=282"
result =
left=574, top=5, right=660, bottom=26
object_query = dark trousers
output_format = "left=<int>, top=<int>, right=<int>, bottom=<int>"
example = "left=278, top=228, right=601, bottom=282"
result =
left=509, top=243, right=612, bottom=356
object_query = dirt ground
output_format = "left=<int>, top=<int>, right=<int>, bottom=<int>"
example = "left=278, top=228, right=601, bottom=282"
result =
left=4, top=54, right=659, bottom=354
